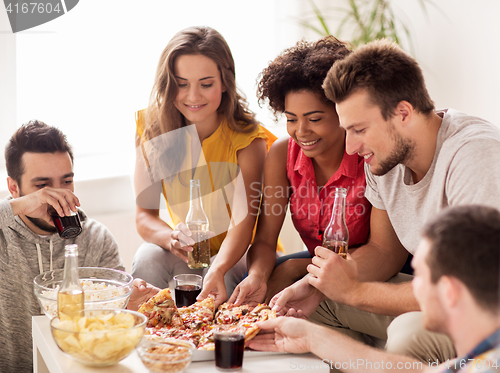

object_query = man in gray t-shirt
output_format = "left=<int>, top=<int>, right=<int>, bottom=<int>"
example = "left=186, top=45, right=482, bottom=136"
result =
left=269, top=40, right=500, bottom=365
left=365, top=107, right=500, bottom=255
left=1, top=120, right=158, bottom=373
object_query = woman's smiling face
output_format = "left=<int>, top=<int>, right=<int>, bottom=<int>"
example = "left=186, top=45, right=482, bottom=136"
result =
left=173, top=54, right=225, bottom=128
left=285, top=90, right=345, bottom=159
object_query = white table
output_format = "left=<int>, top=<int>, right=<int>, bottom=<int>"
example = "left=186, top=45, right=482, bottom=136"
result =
left=33, top=316, right=329, bottom=373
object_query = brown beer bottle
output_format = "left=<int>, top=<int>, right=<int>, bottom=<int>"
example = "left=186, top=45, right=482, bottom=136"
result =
left=322, top=187, right=349, bottom=259
left=186, top=179, right=210, bottom=269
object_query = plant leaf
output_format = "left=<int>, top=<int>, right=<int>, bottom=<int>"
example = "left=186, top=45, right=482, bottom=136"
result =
left=308, top=0, right=331, bottom=35
left=296, top=19, right=328, bottom=37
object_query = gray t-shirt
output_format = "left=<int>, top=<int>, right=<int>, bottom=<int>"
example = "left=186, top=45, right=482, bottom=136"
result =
left=365, top=108, right=500, bottom=254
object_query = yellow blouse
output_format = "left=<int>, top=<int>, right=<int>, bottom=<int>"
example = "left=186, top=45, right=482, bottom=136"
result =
left=136, top=110, right=281, bottom=255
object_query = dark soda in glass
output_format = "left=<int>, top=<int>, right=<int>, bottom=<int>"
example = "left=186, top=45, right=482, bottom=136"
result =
left=214, top=333, right=244, bottom=371
left=175, top=284, right=201, bottom=307
left=51, top=211, right=82, bottom=239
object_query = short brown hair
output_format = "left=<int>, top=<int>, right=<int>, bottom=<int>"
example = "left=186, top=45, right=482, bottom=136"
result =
left=257, top=36, right=352, bottom=119
left=323, top=39, right=434, bottom=120
left=423, top=205, right=500, bottom=315
left=5, top=120, right=74, bottom=185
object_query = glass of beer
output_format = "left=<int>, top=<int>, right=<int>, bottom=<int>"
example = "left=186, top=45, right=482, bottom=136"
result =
left=214, top=326, right=245, bottom=372
left=173, top=274, right=202, bottom=307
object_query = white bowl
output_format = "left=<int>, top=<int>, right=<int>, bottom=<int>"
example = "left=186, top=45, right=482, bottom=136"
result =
left=34, top=267, right=133, bottom=319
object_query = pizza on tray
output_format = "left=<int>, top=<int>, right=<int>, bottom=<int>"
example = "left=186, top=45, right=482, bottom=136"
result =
left=138, top=288, right=184, bottom=328
left=138, top=291, right=276, bottom=350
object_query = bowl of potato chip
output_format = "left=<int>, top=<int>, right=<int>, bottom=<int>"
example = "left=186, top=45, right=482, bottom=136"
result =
left=34, top=267, right=133, bottom=319
left=50, top=309, right=146, bottom=366
left=137, top=339, right=194, bottom=373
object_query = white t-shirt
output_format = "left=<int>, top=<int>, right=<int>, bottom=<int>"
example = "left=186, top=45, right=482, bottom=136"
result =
left=365, top=109, right=500, bottom=254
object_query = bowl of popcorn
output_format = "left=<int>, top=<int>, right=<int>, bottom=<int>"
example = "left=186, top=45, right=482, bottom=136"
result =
left=50, top=309, right=146, bottom=366
left=34, top=267, right=133, bottom=319
left=137, top=339, right=194, bottom=373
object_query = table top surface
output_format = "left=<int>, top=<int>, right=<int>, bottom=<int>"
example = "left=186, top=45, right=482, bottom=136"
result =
left=33, top=315, right=328, bottom=373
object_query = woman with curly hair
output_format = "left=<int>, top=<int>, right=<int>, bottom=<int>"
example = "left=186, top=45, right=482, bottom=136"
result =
left=132, top=26, right=278, bottom=306
left=229, top=36, right=372, bottom=305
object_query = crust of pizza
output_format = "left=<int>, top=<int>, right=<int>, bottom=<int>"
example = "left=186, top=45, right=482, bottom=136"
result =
left=138, top=288, right=183, bottom=328
left=138, top=288, right=173, bottom=313
left=198, top=297, right=215, bottom=311
left=198, top=342, right=215, bottom=350
left=240, top=304, right=276, bottom=342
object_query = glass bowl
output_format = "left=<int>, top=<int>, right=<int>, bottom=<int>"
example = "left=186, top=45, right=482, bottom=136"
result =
left=50, top=309, right=146, bottom=366
left=34, top=267, right=133, bottom=319
left=137, top=339, right=194, bottom=373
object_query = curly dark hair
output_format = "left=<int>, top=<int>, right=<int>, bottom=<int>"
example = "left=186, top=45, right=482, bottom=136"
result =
left=257, top=36, right=352, bottom=119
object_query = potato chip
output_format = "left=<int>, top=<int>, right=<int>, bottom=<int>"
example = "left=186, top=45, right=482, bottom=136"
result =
left=63, top=334, right=81, bottom=350
left=51, top=310, right=145, bottom=366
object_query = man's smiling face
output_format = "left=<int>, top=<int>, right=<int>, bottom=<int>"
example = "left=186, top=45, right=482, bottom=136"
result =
left=336, top=89, right=414, bottom=176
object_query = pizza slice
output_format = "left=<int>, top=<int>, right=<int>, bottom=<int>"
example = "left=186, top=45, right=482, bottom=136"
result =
left=213, top=303, right=276, bottom=343
left=138, top=288, right=184, bottom=328
left=237, top=303, right=276, bottom=342
left=178, top=297, right=215, bottom=330
left=214, top=302, right=251, bottom=325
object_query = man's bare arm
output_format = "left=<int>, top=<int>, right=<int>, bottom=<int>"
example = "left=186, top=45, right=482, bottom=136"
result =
left=307, top=207, right=419, bottom=316
left=351, top=207, right=409, bottom=282
left=249, top=317, right=424, bottom=373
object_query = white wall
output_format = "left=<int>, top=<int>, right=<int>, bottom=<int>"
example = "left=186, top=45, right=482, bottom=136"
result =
left=404, top=0, right=500, bottom=125
left=11, top=0, right=304, bottom=159
left=304, top=0, right=500, bottom=126
left=0, top=6, right=16, bottom=169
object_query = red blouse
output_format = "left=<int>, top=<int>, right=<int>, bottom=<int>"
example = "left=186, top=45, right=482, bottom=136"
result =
left=287, top=138, right=371, bottom=255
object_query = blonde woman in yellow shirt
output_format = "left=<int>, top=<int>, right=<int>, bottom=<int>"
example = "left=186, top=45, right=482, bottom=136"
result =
left=132, top=26, right=276, bottom=308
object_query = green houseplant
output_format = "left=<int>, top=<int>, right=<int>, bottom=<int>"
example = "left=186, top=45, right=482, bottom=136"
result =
left=299, top=0, right=437, bottom=54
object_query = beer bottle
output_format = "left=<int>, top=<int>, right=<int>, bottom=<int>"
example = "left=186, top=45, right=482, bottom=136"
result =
left=322, top=187, right=349, bottom=259
left=186, top=179, right=211, bottom=269
left=57, top=244, right=84, bottom=320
